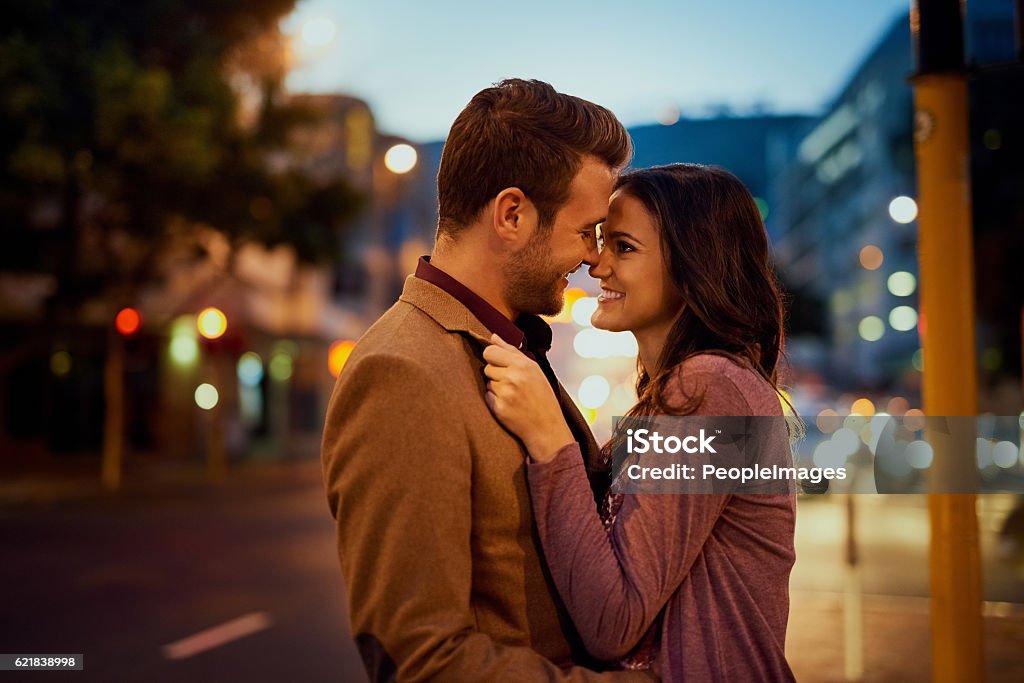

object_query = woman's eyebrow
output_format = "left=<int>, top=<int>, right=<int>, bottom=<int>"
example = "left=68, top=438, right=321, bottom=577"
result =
left=600, top=227, right=642, bottom=244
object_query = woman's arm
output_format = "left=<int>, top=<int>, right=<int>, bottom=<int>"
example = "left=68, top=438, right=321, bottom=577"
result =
left=525, top=369, right=755, bottom=660
left=526, top=446, right=729, bottom=660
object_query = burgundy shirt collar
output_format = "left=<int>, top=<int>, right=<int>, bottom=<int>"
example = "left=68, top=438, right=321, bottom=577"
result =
left=415, top=256, right=555, bottom=358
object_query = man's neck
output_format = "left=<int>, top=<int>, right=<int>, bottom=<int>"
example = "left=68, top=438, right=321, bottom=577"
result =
left=429, top=248, right=517, bottom=320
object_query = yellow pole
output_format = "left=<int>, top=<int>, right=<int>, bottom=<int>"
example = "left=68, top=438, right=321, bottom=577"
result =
left=912, top=68, right=985, bottom=683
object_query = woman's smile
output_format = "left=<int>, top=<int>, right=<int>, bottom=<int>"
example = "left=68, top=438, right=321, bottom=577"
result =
left=597, top=287, right=625, bottom=303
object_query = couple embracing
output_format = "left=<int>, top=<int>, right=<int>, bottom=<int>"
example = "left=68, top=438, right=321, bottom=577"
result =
left=321, top=79, right=797, bottom=683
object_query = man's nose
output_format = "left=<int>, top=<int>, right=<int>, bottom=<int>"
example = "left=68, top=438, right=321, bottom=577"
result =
left=588, top=248, right=611, bottom=279
left=582, top=240, right=600, bottom=268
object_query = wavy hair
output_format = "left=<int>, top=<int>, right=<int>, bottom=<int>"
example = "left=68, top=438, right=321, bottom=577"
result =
left=614, top=164, right=794, bottom=419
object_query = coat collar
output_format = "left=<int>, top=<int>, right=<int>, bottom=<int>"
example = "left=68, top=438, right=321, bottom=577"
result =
left=399, top=275, right=494, bottom=347
left=400, top=274, right=604, bottom=469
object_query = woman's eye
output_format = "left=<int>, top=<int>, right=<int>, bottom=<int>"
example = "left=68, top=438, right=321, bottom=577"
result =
left=617, top=242, right=635, bottom=254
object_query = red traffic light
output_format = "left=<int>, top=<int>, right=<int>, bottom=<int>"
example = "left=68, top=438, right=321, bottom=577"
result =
left=115, top=307, right=142, bottom=336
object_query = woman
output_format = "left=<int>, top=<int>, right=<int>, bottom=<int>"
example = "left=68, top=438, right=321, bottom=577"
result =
left=483, top=164, right=798, bottom=682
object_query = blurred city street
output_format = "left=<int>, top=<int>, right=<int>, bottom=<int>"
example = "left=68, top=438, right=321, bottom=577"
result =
left=2, top=0, right=1023, bottom=680
left=2, top=454, right=1023, bottom=682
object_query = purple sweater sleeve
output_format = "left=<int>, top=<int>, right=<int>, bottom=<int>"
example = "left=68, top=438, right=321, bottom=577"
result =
left=525, top=371, right=752, bottom=661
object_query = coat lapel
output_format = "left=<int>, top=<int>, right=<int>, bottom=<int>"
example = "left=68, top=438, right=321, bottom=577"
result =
left=399, top=274, right=605, bottom=472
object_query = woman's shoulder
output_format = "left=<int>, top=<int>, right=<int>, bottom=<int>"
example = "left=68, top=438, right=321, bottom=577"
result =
left=667, top=353, right=783, bottom=417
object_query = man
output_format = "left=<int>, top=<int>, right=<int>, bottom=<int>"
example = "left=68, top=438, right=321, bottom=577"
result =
left=321, top=79, right=649, bottom=682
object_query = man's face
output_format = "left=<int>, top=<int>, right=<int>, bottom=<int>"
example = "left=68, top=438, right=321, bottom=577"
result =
left=504, top=156, right=616, bottom=316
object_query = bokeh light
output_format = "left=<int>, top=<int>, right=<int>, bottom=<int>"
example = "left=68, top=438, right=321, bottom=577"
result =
left=851, top=398, right=875, bottom=417
left=578, top=375, right=611, bottom=409
left=888, top=196, right=918, bottom=223
left=976, top=438, right=993, bottom=469
left=169, top=315, right=199, bottom=366
left=50, top=350, right=72, bottom=377
left=912, top=348, right=924, bottom=371
left=982, top=129, right=1002, bottom=151
left=170, top=337, right=199, bottom=365
left=571, top=297, right=598, bottom=327
left=328, top=340, right=356, bottom=378
left=858, top=316, right=884, bottom=341
left=831, top=427, right=861, bottom=458
left=992, top=441, right=1018, bottom=469
left=237, top=352, right=264, bottom=387
left=889, top=306, right=918, bottom=332
left=197, top=307, right=227, bottom=340
left=656, top=104, right=680, bottom=126
left=269, top=353, right=293, bottom=381
left=887, top=271, right=917, bottom=296
left=816, top=409, right=840, bottom=434
left=858, top=245, right=884, bottom=270
left=887, top=396, right=909, bottom=416
left=547, top=287, right=587, bottom=324
left=573, top=328, right=638, bottom=358
left=384, top=144, right=417, bottom=174
left=753, top=197, right=770, bottom=220
left=905, top=440, right=933, bottom=469
left=115, top=307, right=142, bottom=336
left=194, top=383, right=219, bottom=410
left=981, top=347, right=1002, bottom=371
left=904, top=408, right=926, bottom=432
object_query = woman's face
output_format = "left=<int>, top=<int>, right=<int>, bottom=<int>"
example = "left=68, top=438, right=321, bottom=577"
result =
left=589, top=190, right=683, bottom=336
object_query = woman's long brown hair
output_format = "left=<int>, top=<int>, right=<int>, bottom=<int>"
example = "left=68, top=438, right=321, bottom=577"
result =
left=615, top=164, right=792, bottom=418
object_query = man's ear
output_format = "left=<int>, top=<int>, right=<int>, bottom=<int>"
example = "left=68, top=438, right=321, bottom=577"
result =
left=491, top=187, right=537, bottom=245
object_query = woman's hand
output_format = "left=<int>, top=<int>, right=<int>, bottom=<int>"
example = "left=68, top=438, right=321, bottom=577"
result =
left=482, top=334, right=576, bottom=463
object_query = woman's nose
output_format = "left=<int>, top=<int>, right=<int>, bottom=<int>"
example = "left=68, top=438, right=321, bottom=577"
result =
left=589, top=249, right=612, bottom=280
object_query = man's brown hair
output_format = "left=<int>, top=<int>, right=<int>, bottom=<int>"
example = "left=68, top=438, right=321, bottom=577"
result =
left=436, top=79, right=632, bottom=239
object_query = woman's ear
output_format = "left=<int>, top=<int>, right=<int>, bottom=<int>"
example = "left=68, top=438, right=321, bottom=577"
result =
left=491, top=187, right=537, bottom=245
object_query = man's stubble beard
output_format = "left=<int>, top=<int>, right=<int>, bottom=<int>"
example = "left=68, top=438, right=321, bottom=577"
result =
left=502, top=231, right=566, bottom=317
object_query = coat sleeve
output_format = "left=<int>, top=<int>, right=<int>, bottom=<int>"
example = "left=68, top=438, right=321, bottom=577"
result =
left=525, top=372, right=748, bottom=661
left=321, top=353, right=654, bottom=682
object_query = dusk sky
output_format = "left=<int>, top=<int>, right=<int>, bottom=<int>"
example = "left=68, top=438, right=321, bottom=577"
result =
left=281, top=0, right=912, bottom=142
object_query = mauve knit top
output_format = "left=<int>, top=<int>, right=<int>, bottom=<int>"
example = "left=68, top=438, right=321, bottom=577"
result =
left=526, top=354, right=797, bottom=683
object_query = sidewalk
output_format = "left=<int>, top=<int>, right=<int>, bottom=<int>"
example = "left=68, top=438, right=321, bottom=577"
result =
left=787, top=590, right=1024, bottom=682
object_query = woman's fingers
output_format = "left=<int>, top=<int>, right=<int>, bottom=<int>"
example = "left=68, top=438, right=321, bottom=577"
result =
left=482, top=343, right=517, bottom=367
left=483, top=363, right=507, bottom=380
left=489, top=333, right=517, bottom=350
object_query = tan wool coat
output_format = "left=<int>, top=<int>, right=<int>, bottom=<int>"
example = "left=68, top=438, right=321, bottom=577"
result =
left=322, top=275, right=655, bottom=682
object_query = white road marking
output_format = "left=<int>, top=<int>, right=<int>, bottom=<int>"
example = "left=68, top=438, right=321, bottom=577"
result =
left=161, top=611, right=272, bottom=660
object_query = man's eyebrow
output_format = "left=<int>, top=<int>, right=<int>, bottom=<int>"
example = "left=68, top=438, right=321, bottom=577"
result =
left=580, top=217, right=606, bottom=229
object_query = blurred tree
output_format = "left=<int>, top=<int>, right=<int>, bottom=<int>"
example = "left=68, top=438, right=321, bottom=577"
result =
left=0, top=0, right=365, bottom=320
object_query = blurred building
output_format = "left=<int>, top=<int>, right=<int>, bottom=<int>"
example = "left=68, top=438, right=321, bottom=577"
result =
left=770, top=3, right=1023, bottom=405
left=772, top=14, right=918, bottom=391
left=627, top=114, right=815, bottom=243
